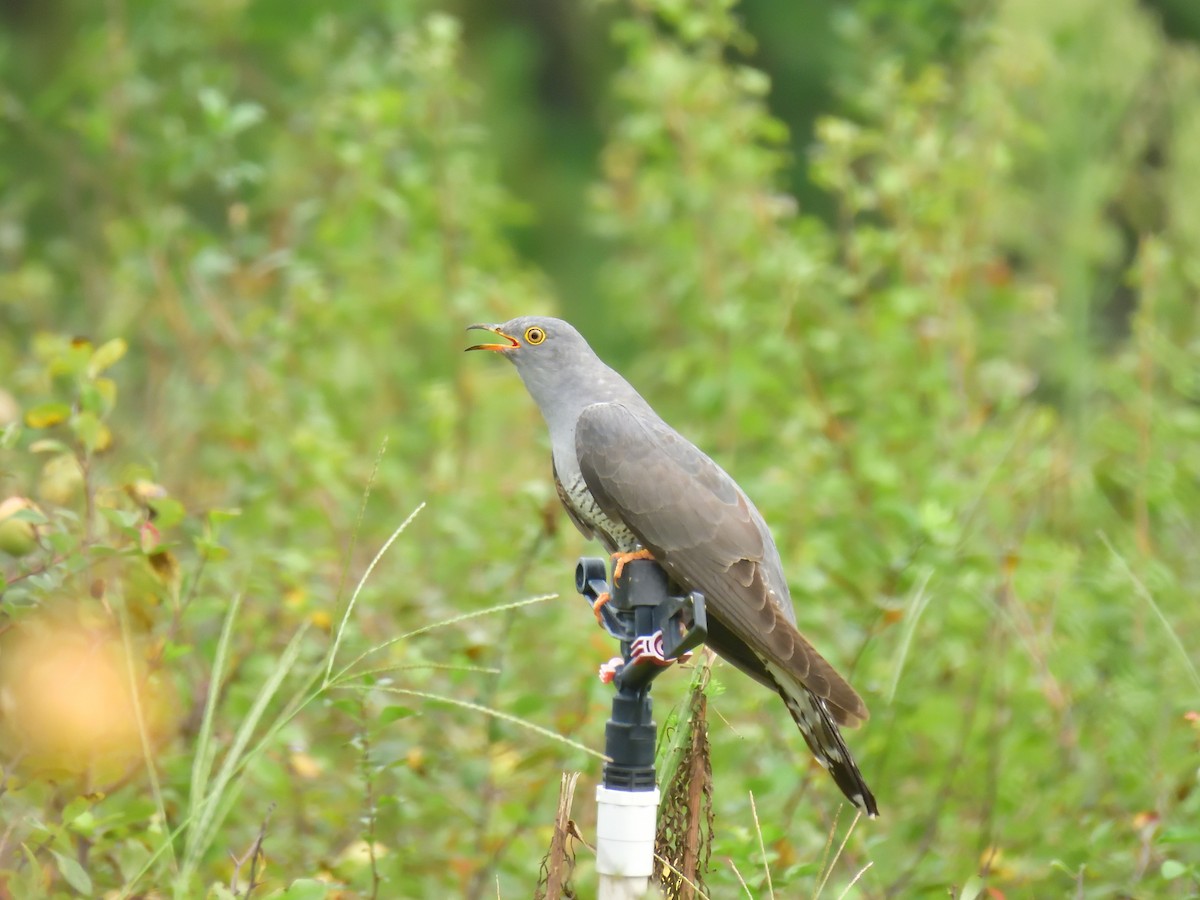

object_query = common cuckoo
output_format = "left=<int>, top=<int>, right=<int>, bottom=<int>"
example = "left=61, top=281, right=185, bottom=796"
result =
left=467, top=316, right=878, bottom=816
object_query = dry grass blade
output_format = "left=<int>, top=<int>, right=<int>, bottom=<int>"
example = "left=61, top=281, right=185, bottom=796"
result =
left=814, top=810, right=861, bottom=900
left=749, top=791, right=774, bottom=900
left=534, top=771, right=580, bottom=899
left=654, top=856, right=712, bottom=900
left=727, top=858, right=754, bottom=898
left=835, top=862, right=873, bottom=900
left=815, top=805, right=842, bottom=894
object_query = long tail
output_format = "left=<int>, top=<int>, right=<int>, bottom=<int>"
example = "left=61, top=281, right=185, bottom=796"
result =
left=770, top=664, right=879, bottom=817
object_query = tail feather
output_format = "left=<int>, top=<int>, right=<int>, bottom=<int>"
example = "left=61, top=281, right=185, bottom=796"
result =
left=768, top=662, right=879, bottom=817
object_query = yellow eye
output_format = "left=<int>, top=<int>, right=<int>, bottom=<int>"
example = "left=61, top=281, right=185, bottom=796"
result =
left=524, top=326, right=546, bottom=345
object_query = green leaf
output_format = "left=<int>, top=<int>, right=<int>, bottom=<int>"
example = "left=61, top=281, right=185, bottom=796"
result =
left=1158, top=827, right=1200, bottom=844
left=8, top=506, right=48, bottom=525
left=0, top=422, right=20, bottom=450
left=100, top=506, right=142, bottom=530
left=379, top=705, right=416, bottom=725
left=162, top=640, right=193, bottom=662
left=148, top=496, right=187, bottom=529
left=51, top=848, right=93, bottom=895
left=77, top=379, right=118, bottom=417
left=196, top=540, right=230, bottom=562
left=60, top=795, right=95, bottom=826
left=227, top=101, right=265, bottom=135
left=25, top=402, right=71, bottom=429
left=71, top=410, right=111, bottom=453
left=281, top=879, right=329, bottom=899
left=18, top=844, right=42, bottom=894
left=1161, top=859, right=1187, bottom=880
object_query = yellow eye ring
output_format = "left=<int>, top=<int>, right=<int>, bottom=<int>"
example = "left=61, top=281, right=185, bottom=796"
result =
left=524, top=326, right=546, bottom=345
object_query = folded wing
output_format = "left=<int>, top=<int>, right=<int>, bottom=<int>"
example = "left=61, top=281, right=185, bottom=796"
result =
left=574, top=401, right=868, bottom=727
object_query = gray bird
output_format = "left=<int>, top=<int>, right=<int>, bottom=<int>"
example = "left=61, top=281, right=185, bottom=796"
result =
left=467, top=316, right=877, bottom=816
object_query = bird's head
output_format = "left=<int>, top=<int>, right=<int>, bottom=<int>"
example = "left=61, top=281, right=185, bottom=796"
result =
left=466, top=316, right=587, bottom=379
left=466, top=316, right=614, bottom=421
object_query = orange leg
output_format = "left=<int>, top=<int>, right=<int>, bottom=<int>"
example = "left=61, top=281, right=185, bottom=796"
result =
left=592, top=592, right=610, bottom=623
left=612, top=548, right=654, bottom=581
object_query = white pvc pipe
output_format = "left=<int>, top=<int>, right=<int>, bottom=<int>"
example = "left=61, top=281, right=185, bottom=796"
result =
left=596, top=785, right=660, bottom=899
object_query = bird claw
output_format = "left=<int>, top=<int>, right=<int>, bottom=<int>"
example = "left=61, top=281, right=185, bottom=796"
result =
left=611, top=548, right=654, bottom=581
left=592, top=592, right=610, bottom=624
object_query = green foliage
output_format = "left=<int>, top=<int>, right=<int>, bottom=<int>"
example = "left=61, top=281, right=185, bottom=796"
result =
left=3, top=0, right=1200, bottom=897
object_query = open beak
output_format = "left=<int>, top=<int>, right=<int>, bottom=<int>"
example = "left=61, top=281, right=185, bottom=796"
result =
left=465, top=323, right=519, bottom=352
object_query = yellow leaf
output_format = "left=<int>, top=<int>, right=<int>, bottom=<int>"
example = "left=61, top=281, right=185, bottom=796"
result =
left=406, top=746, right=425, bottom=772
left=25, top=403, right=71, bottom=429
left=93, top=423, right=112, bottom=452
left=39, top=454, right=84, bottom=504
left=89, top=338, right=128, bottom=376
left=289, top=751, right=324, bottom=780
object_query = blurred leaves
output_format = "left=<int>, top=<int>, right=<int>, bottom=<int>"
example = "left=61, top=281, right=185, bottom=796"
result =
left=2, top=0, right=1199, bottom=897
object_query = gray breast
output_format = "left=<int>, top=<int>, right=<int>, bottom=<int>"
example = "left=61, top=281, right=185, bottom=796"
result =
left=560, top=470, right=641, bottom=553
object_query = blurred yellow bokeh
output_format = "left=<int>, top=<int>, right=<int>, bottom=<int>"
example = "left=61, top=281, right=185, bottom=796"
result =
left=0, top=611, right=177, bottom=785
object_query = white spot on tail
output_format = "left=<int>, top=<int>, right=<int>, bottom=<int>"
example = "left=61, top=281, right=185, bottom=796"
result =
left=763, top=659, right=879, bottom=817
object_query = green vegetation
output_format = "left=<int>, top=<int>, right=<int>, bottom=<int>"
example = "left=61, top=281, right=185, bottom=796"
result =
left=2, top=0, right=1199, bottom=896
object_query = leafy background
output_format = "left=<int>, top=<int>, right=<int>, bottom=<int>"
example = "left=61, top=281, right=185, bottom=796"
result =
left=2, top=0, right=1199, bottom=896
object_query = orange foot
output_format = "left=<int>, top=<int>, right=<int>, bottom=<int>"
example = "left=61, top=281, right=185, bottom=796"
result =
left=612, top=548, right=655, bottom=581
left=592, top=592, right=611, bottom=624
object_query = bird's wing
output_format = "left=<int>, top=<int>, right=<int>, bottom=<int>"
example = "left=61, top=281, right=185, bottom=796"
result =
left=576, top=401, right=868, bottom=726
